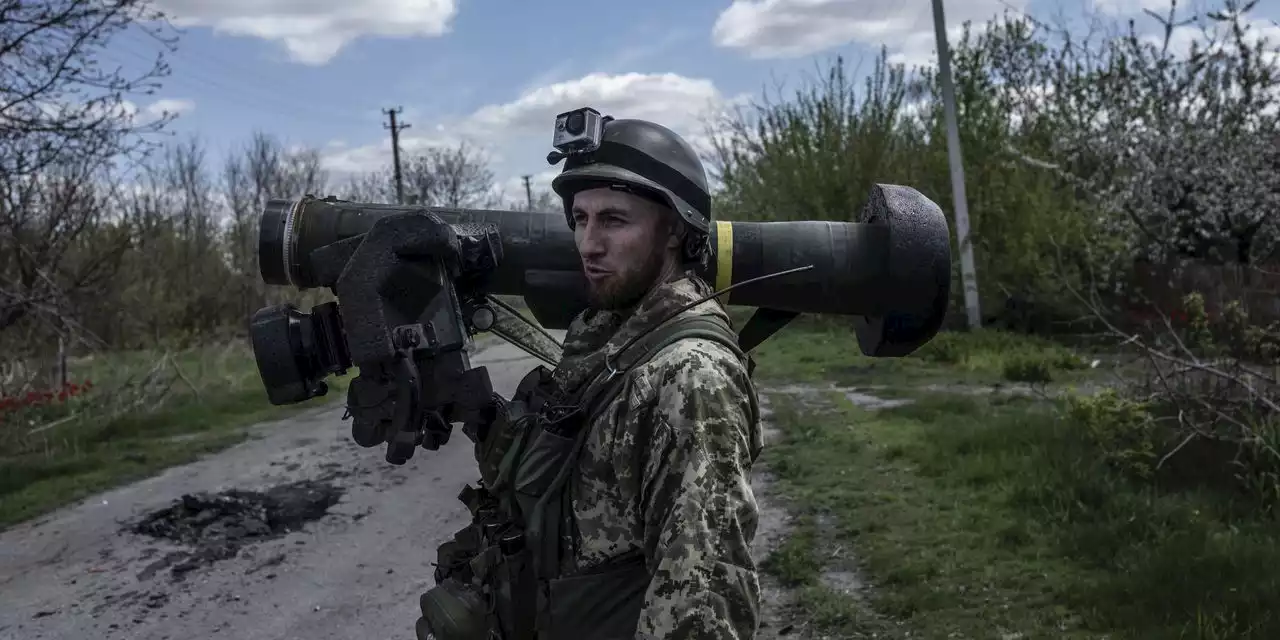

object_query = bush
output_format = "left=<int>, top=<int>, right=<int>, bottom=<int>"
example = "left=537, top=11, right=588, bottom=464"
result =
left=1002, top=354, right=1055, bottom=384
left=1068, top=390, right=1160, bottom=480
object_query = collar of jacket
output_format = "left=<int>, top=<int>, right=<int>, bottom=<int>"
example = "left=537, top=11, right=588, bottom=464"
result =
left=551, top=270, right=729, bottom=395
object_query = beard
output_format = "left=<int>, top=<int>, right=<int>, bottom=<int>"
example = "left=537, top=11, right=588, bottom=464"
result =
left=586, top=245, right=669, bottom=311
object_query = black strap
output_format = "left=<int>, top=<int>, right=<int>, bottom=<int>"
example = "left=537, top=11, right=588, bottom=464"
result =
left=615, top=315, right=742, bottom=367
left=530, top=313, right=743, bottom=582
left=579, top=314, right=743, bottom=414
left=737, top=308, right=799, bottom=353
left=736, top=308, right=799, bottom=377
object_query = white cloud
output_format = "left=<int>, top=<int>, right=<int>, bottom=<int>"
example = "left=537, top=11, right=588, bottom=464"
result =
left=88, top=97, right=196, bottom=124
left=711, top=0, right=1023, bottom=66
left=463, top=72, right=728, bottom=140
left=884, top=26, right=975, bottom=69
left=321, top=72, right=740, bottom=204
left=319, top=131, right=470, bottom=175
left=1090, top=0, right=1172, bottom=15
left=1101, top=0, right=1280, bottom=70
left=0, top=97, right=193, bottom=131
left=1158, top=17, right=1280, bottom=65
left=517, top=28, right=700, bottom=95
left=1161, top=18, right=1280, bottom=115
left=144, top=98, right=196, bottom=119
left=153, top=0, right=458, bottom=65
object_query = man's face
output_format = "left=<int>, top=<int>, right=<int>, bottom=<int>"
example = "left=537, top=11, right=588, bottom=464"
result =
left=571, top=186, right=679, bottom=310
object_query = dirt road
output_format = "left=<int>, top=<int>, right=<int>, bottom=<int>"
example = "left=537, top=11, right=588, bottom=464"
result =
left=0, top=334, right=800, bottom=640
left=0, top=336, right=556, bottom=640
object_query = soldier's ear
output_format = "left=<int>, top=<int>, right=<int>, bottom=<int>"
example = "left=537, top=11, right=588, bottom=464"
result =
left=665, top=208, right=684, bottom=251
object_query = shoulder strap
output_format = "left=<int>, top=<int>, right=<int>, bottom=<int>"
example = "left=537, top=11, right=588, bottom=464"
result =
left=526, top=313, right=744, bottom=586
left=579, top=313, right=744, bottom=417
left=618, top=315, right=744, bottom=367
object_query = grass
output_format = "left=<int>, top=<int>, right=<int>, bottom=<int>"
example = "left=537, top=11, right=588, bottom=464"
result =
left=751, top=324, right=1280, bottom=639
left=744, top=313, right=1100, bottom=388
left=0, top=340, right=355, bottom=530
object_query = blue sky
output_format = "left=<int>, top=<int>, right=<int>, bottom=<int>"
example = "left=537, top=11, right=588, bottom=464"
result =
left=103, top=0, right=1279, bottom=205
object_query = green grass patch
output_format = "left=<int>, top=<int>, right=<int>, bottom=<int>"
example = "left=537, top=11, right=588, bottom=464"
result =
left=762, top=514, right=824, bottom=586
left=759, top=511, right=891, bottom=637
left=762, top=391, right=1280, bottom=639
left=743, top=313, right=1094, bottom=388
left=0, top=341, right=354, bottom=530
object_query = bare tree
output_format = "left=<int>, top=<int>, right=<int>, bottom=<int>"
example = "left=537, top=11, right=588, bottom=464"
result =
left=162, top=137, right=222, bottom=334
left=221, top=132, right=329, bottom=319
left=529, top=188, right=559, bottom=213
left=337, top=141, right=501, bottom=208
left=341, top=169, right=395, bottom=204
left=0, top=159, right=130, bottom=338
left=0, top=0, right=178, bottom=349
left=79, top=138, right=228, bottom=345
left=55, top=133, right=337, bottom=348
left=0, top=0, right=177, bottom=177
left=222, top=132, right=329, bottom=273
left=403, top=142, right=499, bottom=208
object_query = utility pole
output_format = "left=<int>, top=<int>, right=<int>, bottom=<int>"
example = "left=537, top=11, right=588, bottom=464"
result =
left=383, top=107, right=410, bottom=204
left=522, top=175, right=533, bottom=210
left=931, top=0, right=982, bottom=330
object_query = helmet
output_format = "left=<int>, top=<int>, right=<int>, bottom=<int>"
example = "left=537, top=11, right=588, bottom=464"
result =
left=551, top=118, right=712, bottom=235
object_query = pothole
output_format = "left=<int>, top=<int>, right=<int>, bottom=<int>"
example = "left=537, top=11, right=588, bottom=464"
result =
left=127, top=480, right=344, bottom=580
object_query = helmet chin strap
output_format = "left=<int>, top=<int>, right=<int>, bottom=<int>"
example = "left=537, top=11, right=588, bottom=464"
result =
left=682, top=230, right=710, bottom=265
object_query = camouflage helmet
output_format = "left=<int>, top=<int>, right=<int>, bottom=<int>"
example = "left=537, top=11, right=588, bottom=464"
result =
left=551, top=118, right=712, bottom=236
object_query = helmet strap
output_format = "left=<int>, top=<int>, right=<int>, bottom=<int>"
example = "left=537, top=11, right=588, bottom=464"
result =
left=681, top=231, right=710, bottom=267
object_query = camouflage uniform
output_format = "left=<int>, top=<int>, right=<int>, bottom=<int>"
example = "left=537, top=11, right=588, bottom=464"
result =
left=423, top=270, right=762, bottom=640
left=421, top=112, right=761, bottom=640
left=549, top=271, right=763, bottom=639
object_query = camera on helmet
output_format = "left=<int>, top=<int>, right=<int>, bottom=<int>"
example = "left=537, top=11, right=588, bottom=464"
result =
left=552, top=107, right=605, bottom=155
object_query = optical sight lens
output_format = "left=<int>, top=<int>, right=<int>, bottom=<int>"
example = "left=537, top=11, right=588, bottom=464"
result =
left=565, top=112, right=585, bottom=135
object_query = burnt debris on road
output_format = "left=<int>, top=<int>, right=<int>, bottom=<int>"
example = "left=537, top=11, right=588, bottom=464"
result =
left=127, top=480, right=344, bottom=580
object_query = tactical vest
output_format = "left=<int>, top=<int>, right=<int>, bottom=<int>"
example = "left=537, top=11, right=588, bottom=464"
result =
left=420, top=313, right=747, bottom=640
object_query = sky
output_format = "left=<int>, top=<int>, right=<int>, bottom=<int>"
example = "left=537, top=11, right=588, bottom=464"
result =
left=101, top=0, right=1280, bottom=205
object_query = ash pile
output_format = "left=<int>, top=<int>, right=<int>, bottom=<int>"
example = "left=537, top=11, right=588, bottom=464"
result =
left=128, top=480, right=344, bottom=579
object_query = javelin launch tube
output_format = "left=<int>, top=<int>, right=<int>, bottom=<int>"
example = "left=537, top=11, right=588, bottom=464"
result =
left=259, top=196, right=934, bottom=331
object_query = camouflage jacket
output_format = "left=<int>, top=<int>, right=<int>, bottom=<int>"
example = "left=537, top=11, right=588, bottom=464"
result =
left=550, top=271, right=763, bottom=640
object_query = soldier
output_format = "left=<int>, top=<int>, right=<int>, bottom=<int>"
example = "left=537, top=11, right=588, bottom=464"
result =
left=418, top=116, right=763, bottom=640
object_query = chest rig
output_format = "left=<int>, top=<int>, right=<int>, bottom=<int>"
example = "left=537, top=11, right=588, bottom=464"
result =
left=420, top=313, right=746, bottom=640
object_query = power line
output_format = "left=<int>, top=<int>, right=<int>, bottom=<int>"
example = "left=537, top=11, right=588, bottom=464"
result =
left=105, top=36, right=365, bottom=125
left=383, top=107, right=410, bottom=204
